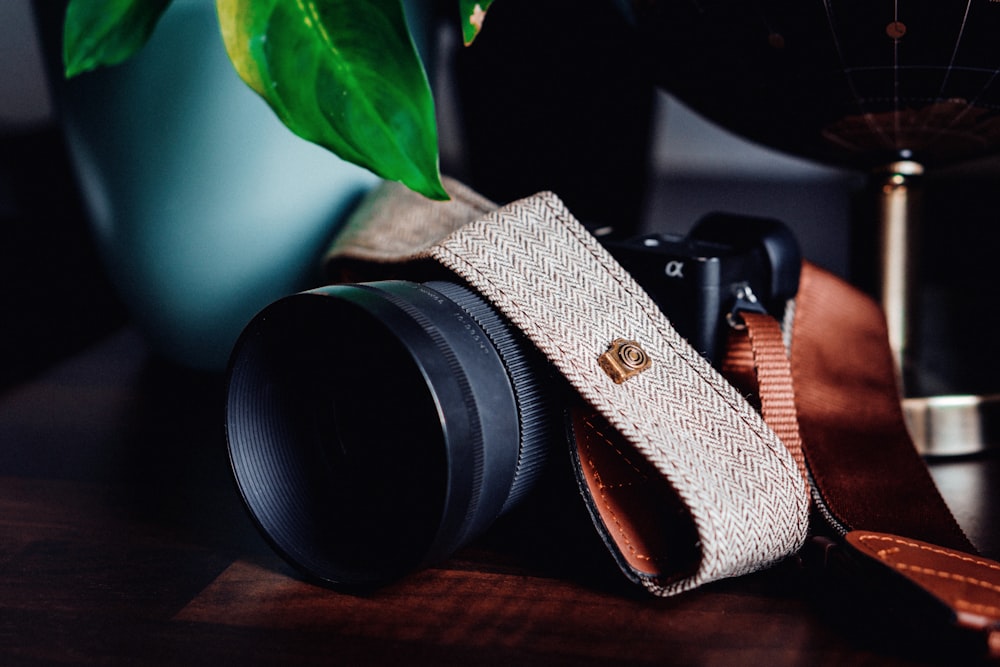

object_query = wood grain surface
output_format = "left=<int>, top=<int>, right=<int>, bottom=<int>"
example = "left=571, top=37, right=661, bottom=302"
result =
left=0, top=329, right=995, bottom=665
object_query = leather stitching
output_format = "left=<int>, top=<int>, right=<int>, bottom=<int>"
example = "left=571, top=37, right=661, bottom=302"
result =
left=859, top=534, right=1000, bottom=573
left=859, top=534, right=1000, bottom=617
left=582, top=415, right=647, bottom=485
left=893, top=563, right=1000, bottom=596
left=581, top=415, right=670, bottom=566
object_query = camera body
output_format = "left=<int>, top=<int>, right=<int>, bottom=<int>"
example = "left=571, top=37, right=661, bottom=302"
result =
left=600, top=213, right=801, bottom=363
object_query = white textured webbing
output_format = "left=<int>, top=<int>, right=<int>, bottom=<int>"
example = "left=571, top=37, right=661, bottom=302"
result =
left=326, top=177, right=497, bottom=265
left=328, top=180, right=810, bottom=595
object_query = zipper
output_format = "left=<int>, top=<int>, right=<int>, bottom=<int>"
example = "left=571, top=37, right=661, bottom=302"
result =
left=806, top=467, right=850, bottom=537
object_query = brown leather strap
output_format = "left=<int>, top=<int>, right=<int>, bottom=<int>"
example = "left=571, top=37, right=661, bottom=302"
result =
left=843, top=530, right=1000, bottom=660
left=568, top=406, right=700, bottom=586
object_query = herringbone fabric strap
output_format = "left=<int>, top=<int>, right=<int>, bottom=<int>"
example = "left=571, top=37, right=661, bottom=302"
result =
left=420, top=191, right=810, bottom=595
left=326, top=177, right=497, bottom=266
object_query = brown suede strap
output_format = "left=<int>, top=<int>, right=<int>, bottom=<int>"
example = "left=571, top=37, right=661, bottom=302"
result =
left=790, top=262, right=973, bottom=553
left=721, top=262, right=1000, bottom=659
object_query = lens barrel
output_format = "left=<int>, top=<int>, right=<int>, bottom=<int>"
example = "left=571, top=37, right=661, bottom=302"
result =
left=226, top=281, right=557, bottom=588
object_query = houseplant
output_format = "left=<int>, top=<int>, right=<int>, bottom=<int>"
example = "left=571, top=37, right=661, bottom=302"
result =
left=50, top=0, right=495, bottom=369
left=63, top=0, right=503, bottom=200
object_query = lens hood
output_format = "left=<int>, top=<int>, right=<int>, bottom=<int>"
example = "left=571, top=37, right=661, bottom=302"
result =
left=226, top=280, right=554, bottom=588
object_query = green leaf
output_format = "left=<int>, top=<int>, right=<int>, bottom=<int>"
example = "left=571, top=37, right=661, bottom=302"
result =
left=217, top=0, right=448, bottom=200
left=63, top=0, right=173, bottom=78
left=459, top=0, right=496, bottom=46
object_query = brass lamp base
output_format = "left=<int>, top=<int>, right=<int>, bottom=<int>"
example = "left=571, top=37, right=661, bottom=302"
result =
left=903, top=395, right=1000, bottom=457
left=875, top=162, right=999, bottom=456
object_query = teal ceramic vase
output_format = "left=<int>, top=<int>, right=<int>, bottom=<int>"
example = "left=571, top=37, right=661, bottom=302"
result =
left=44, top=0, right=380, bottom=369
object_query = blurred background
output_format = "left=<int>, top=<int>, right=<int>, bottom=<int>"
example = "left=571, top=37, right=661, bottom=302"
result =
left=1, top=0, right=997, bottom=397
left=0, top=0, right=128, bottom=390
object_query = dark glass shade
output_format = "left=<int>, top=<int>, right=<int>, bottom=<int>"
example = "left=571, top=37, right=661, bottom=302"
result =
left=621, top=0, right=1000, bottom=169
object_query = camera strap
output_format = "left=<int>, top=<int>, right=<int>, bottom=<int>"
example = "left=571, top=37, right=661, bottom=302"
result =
left=724, top=268, right=1000, bottom=658
left=722, top=292, right=972, bottom=549
left=325, top=178, right=1000, bottom=655
left=328, top=178, right=809, bottom=595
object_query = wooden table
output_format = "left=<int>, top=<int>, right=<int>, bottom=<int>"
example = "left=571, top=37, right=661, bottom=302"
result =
left=2, top=328, right=998, bottom=666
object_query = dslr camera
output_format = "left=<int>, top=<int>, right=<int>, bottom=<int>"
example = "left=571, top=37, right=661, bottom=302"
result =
left=225, top=212, right=800, bottom=589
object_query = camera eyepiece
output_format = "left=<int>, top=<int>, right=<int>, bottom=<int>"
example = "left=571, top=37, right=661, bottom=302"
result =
left=226, top=281, right=558, bottom=589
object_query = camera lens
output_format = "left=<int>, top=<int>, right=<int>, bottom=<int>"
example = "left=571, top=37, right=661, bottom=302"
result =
left=226, top=281, right=558, bottom=588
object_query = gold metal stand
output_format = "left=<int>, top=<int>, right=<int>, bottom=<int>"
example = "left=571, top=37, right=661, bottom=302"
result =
left=874, top=162, right=1000, bottom=455
left=876, top=161, right=922, bottom=396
